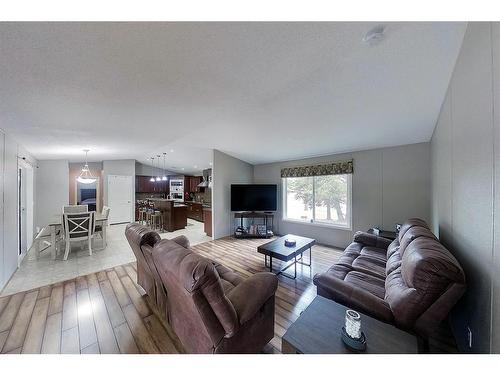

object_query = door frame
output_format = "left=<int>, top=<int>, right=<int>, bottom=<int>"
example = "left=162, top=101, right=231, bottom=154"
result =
left=18, top=158, right=34, bottom=264
left=107, top=174, right=133, bottom=224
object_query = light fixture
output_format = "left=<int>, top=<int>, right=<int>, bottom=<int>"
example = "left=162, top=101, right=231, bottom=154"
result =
left=149, top=157, right=155, bottom=182
left=161, top=153, right=167, bottom=181
left=155, top=155, right=161, bottom=181
left=76, top=149, right=97, bottom=184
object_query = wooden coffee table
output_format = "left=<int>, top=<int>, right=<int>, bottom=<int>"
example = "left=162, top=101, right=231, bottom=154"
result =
left=282, top=296, right=418, bottom=354
left=257, top=234, right=315, bottom=279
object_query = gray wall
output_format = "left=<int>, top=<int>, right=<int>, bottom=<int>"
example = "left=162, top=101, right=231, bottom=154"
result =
left=1, top=129, right=38, bottom=290
left=254, top=142, right=431, bottom=249
left=135, top=161, right=177, bottom=177
left=430, top=23, right=499, bottom=353
left=102, top=159, right=136, bottom=221
left=212, top=150, right=253, bottom=239
left=35, top=160, right=69, bottom=231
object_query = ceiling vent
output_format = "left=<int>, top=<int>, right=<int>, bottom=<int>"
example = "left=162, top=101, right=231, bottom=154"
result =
left=362, top=25, right=386, bottom=45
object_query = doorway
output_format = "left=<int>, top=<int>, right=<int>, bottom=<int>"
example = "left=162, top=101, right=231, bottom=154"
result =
left=18, top=160, right=34, bottom=263
left=107, top=175, right=133, bottom=224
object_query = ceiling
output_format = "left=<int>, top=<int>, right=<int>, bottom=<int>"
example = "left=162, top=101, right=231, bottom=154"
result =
left=0, top=22, right=466, bottom=171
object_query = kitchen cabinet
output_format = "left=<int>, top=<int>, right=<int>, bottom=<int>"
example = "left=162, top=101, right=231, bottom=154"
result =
left=185, top=176, right=203, bottom=194
left=135, top=176, right=169, bottom=193
left=186, top=201, right=203, bottom=222
left=203, top=208, right=212, bottom=237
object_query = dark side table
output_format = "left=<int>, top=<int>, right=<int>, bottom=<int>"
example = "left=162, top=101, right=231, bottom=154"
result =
left=282, top=296, right=417, bottom=354
left=367, top=228, right=398, bottom=240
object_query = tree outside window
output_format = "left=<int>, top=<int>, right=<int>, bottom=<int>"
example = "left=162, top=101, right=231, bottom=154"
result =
left=284, top=174, right=350, bottom=227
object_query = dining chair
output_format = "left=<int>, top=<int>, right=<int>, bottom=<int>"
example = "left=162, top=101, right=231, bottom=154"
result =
left=33, top=225, right=62, bottom=259
left=63, top=204, right=89, bottom=214
left=95, top=206, right=110, bottom=248
left=62, top=211, right=95, bottom=260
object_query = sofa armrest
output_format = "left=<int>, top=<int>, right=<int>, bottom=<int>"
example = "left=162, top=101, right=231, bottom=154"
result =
left=353, top=231, right=392, bottom=250
left=227, top=272, right=278, bottom=325
left=313, top=272, right=394, bottom=323
left=170, top=235, right=190, bottom=249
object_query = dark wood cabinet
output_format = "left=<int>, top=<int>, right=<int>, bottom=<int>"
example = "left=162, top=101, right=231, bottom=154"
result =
left=203, top=208, right=212, bottom=237
left=135, top=176, right=169, bottom=194
left=186, top=201, right=203, bottom=222
left=185, top=176, right=203, bottom=194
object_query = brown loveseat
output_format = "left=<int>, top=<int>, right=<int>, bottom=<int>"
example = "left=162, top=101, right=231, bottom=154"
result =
left=313, top=218, right=466, bottom=340
left=125, top=223, right=278, bottom=353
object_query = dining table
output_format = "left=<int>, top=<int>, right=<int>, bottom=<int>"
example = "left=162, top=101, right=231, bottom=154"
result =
left=47, top=213, right=109, bottom=260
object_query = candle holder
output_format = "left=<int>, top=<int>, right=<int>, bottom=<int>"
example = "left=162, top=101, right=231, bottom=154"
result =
left=341, top=309, right=366, bottom=352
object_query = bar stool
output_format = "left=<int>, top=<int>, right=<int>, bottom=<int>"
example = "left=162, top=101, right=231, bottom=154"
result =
left=138, top=208, right=147, bottom=225
left=145, top=208, right=154, bottom=227
left=150, top=210, right=164, bottom=232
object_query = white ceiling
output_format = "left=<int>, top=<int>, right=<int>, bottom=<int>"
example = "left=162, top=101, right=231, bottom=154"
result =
left=0, top=22, right=466, bottom=170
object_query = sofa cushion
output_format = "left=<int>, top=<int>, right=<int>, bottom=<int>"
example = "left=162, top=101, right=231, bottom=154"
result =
left=351, top=255, right=386, bottom=279
left=360, top=246, right=387, bottom=262
left=344, top=271, right=386, bottom=299
left=387, top=239, right=400, bottom=258
left=398, top=218, right=429, bottom=242
left=386, top=249, right=402, bottom=276
left=399, top=226, right=437, bottom=256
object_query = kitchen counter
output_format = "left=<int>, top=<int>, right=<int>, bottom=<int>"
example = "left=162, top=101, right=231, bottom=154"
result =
left=185, top=200, right=211, bottom=209
left=148, top=198, right=187, bottom=231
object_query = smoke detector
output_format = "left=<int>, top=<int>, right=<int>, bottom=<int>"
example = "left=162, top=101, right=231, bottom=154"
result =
left=363, top=25, right=386, bottom=45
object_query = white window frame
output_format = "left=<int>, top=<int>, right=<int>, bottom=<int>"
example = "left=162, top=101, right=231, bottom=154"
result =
left=282, top=174, right=352, bottom=231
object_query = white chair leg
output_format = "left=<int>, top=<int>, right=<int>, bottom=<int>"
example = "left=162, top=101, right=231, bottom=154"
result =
left=64, top=241, right=70, bottom=261
left=88, top=236, right=92, bottom=256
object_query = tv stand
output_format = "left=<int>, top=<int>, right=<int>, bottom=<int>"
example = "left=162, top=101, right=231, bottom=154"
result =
left=233, top=211, right=274, bottom=239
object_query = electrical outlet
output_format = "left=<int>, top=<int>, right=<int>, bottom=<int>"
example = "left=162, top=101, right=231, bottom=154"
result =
left=467, top=326, right=473, bottom=348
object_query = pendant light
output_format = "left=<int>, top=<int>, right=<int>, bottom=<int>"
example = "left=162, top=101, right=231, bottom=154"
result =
left=76, top=149, right=97, bottom=184
left=161, top=153, right=167, bottom=181
left=149, top=157, right=155, bottom=182
left=155, top=155, right=161, bottom=182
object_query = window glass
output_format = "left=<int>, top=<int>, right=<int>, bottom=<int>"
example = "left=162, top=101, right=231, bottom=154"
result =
left=283, top=174, right=351, bottom=228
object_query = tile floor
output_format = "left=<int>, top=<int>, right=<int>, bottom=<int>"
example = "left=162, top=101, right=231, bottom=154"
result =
left=0, top=219, right=211, bottom=297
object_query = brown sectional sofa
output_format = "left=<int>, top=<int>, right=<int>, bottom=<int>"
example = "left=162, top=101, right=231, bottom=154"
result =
left=125, top=223, right=278, bottom=353
left=313, top=218, right=466, bottom=339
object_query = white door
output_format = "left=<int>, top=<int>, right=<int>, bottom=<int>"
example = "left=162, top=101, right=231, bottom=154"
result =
left=108, top=175, right=133, bottom=224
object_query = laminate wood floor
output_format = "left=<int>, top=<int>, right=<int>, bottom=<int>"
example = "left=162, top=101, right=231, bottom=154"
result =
left=0, top=236, right=458, bottom=354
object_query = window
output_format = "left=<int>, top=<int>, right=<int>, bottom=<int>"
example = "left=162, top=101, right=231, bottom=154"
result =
left=283, top=174, right=352, bottom=229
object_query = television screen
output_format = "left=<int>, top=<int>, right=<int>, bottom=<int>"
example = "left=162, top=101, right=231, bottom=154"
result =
left=231, top=184, right=277, bottom=212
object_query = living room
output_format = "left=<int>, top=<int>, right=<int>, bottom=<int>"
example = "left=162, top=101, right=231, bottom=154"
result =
left=1, top=1, right=499, bottom=373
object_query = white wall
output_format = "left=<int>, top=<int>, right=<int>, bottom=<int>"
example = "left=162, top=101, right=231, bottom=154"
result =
left=35, top=160, right=69, bottom=231
left=212, top=150, right=253, bottom=238
left=431, top=23, right=500, bottom=354
left=254, top=142, right=431, bottom=249
left=135, top=161, right=177, bottom=177
left=102, top=160, right=136, bottom=221
left=1, top=129, right=38, bottom=291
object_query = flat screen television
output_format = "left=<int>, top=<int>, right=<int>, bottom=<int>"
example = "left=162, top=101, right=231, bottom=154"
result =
left=231, top=184, right=277, bottom=212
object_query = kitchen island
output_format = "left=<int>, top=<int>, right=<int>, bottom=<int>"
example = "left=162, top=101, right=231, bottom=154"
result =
left=148, top=198, right=188, bottom=232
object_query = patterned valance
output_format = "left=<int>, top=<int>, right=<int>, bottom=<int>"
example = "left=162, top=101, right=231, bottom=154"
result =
left=281, top=160, right=353, bottom=178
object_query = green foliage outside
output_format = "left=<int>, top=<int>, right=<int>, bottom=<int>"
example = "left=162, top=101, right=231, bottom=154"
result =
left=286, top=175, right=347, bottom=222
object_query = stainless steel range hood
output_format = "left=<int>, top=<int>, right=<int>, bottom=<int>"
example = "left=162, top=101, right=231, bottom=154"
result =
left=197, top=168, right=212, bottom=188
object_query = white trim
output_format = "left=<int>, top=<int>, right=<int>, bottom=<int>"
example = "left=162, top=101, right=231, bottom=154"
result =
left=282, top=218, right=352, bottom=231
